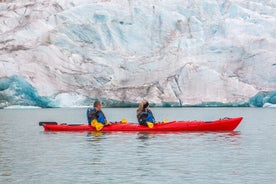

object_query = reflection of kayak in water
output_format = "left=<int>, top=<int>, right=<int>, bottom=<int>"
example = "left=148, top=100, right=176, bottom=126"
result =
left=40, top=117, right=243, bottom=132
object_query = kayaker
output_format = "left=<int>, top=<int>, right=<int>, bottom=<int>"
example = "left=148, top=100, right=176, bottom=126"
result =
left=86, top=100, right=110, bottom=131
left=136, top=100, right=155, bottom=128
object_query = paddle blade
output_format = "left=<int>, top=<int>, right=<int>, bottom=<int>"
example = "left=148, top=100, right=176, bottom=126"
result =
left=91, top=119, right=97, bottom=127
left=147, top=122, right=154, bottom=128
left=121, top=118, right=128, bottom=124
left=39, top=122, right=57, bottom=126
left=91, top=120, right=104, bottom=131
left=95, top=122, right=104, bottom=131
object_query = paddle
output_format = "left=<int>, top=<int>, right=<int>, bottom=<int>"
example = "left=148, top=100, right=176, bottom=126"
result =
left=118, top=118, right=170, bottom=128
left=121, top=118, right=128, bottom=124
left=39, top=122, right=84, bottom=126
left=39, top=122, right=58, bottom=126
left=146, top=122, right=154, bottom=128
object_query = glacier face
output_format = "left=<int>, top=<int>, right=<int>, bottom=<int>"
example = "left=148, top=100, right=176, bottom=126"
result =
left=0, top=0, right=276, bottom=108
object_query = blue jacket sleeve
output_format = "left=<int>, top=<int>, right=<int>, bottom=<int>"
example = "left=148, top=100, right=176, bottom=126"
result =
left=146, top=110, right=155, bottom=123
left=97, top=112, right=105, bottom=124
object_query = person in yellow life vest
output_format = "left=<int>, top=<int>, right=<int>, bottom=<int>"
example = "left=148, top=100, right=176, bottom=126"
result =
left=136, top=101, right=155, bottom=128
left=86, top=100, right=111, bottom=131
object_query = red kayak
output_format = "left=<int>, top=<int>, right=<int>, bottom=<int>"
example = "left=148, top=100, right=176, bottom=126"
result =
left=42, top=117, right=243, bottom=132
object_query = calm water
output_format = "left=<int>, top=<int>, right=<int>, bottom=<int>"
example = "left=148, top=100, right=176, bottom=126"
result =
left=0, top=108, right=275, bottom=184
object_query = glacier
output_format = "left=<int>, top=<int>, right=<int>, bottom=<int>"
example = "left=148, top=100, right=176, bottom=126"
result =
left=0, top=0, right=276, bottom=108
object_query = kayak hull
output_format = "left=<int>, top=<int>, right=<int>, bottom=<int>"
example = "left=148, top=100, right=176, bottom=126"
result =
left=43, top=117, right=243, bottom=132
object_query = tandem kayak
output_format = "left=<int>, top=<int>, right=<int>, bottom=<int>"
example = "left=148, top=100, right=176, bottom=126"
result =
left=41, top=117, right=243, bottom=132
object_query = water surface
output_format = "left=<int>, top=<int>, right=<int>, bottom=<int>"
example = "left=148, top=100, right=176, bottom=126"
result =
left=0, top=108, right=275, bottom=184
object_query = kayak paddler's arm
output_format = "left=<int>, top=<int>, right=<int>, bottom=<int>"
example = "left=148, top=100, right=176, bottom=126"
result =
left=97, top=112, right=106, bottom=124
left=105, top=120, right=111, bottom=125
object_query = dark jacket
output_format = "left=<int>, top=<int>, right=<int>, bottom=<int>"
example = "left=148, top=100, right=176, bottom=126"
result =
left=87, top=108, right=106, bottom=125
left=137, top=109, right=155, bottom=126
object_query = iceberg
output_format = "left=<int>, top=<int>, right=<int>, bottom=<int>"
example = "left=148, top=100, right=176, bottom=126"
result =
left=263, top=103, right=276, bottom=108
left=249, top=91, right=276, bottom=107
left=0, top=0, right=276, bottom=108
left=4, top=105, right=41, bottom=109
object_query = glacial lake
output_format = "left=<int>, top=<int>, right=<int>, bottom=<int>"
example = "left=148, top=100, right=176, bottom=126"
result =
left=0, top=108, right=275, bottom=184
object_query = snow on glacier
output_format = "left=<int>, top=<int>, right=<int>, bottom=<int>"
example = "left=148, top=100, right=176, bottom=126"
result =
left=0, top=0, right=276, bottom=108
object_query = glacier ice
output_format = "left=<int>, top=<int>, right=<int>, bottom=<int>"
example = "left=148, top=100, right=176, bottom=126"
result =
left=249, top=91, right=276, bottom=107
left=0, top=76, right=51, bottom=107
left=0, top=0, right=276, bottom=108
